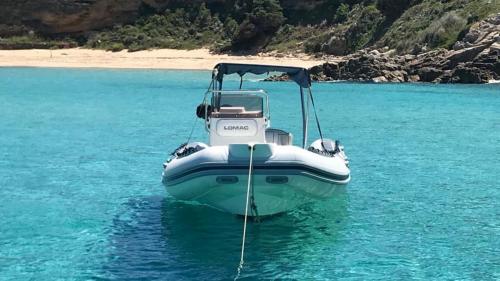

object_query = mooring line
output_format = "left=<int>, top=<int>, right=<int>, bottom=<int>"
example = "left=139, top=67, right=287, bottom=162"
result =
left=235, top=144, right=255, bottom=280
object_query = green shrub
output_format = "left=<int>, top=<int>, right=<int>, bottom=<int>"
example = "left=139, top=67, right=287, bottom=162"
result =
left=7, top=0, right=493, bottom=55
left=379, top=0, right=500, bottom=53
left=266, top=24, right=327, bottom=53
left=420, top=11, right=467, bottom=48
left=345, top=5, right=384, bottom=50
left=376, top=0, right=416, bottom=20
left=231, top=0, right=286, bottom=51
left=0, top=33, right=77, bottom=49
left=224, top=17, right=239, bottom=38
left=334, top=3, right=350, bottom=23
left=87, top=3, right=227, bottom=52
left=107, top=42, right=125, bottom=52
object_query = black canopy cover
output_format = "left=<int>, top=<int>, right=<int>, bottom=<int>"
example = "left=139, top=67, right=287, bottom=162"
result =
left=213, top=63, right=311, bottom=88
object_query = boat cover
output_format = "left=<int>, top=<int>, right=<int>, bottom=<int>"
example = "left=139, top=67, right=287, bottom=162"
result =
left=214, top=63, right=311, bottom=88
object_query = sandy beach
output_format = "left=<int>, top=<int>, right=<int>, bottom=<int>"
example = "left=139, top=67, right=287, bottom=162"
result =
left=0, top=48, right=327, bottom=70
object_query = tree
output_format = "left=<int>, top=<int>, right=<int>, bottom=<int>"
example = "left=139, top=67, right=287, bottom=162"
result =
left=231, top=0, right=285, bottom=52
left=223, top=17, right=239, bottom=39
left=376, top=0, right=414, bottom=20
left=334, top=3, right=350, bottom=23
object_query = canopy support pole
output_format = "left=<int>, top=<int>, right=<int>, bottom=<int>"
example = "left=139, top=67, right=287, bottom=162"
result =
left=307, top=87, right=326, bottom=150
left=300, top=87, right=309, bottom=148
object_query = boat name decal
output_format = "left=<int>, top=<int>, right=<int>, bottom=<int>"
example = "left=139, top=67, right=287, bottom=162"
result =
left=223, top=125, right=249, bottom=130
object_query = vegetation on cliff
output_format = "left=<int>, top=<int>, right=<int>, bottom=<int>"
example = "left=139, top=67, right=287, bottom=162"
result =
left=379, top=0, right=500, bottom=53
left=0, top=0, right=498, bottom=57
left=86, top=4, right=228, bottom=52
left=85, top=0, right=287, bottom=52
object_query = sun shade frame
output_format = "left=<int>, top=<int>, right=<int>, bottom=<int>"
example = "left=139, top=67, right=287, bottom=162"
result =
left=213, top=63, right=311, bottom=88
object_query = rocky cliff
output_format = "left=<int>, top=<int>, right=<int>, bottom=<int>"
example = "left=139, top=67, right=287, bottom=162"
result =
left=0, top=0, right=167, bottom=34
left=308, top=14, right=500, bottom=83
left=0, top=0, right=325, bottom=35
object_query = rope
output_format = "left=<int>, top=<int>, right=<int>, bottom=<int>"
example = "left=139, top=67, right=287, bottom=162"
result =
left=185, top=116, right=199, bottom=144
left=250, top=183, right=260, bottom=221
left=235, top=144, right=255, bottom=280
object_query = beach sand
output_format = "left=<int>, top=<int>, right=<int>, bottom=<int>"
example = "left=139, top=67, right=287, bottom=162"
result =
left=0, top=48, right=326, bottom=70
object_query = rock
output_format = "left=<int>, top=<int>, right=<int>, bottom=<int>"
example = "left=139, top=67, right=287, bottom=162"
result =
left=491, top=42, right=500, bottom=51
left=309, top=64, right=325, bottom=76
left=488, top=14, right=500, bottom=25
left=392, top=70, right=407, bottom=82
left=446, top=44, right=491, bottom=69
left=403, top=54, right=415, bottom=62
left=439, top=70, right=453, bottom=83
left=462, top=29, right=481, bottom=45
left=407, top=75, right=420, bottom=82
left=453, top=41, right=465, bottom=50
left=450, top=65, right=490, bottom=83
left=321, top=35, right=348, bottom=56
left=0, top=0, right=155, bottom=34
left=384, top=63, right=400, bottom=71
left=264, top=73, right=290, bottom=82
left=417, top=67, right=443, bottom=82
left=0, top=0, right=242, bottom=34
left=371, top=76, right=387, bottom=83
left=301, top=14, right=499, bottom=84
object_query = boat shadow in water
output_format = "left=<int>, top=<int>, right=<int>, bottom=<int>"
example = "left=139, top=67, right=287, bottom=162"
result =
left=101, top=188, right=348, bottom=280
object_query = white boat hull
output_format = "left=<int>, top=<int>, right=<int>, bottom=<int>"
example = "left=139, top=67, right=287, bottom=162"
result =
left=162, top=143, right=350, bottom=216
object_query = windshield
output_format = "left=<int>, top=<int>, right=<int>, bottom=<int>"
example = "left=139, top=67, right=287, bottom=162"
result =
left=217, top=94, right=263, bottom=112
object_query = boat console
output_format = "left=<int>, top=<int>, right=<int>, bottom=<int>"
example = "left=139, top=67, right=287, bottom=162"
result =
left=202, top=90, right=294, bottom=146
left=202, top=90, right=271, bottom=146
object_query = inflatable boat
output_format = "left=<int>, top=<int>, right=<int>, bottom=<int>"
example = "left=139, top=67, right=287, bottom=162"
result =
left=162, top=63, right=350, bottom=216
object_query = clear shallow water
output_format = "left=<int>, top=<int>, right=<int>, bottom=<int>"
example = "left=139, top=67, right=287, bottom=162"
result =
left=0, top=67, right=499, bottom=280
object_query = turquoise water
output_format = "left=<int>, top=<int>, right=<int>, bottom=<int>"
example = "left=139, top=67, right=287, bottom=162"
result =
left=1, top=67, right=499, bottom=280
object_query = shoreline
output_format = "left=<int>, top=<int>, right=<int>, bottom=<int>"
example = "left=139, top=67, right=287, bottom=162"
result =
left=0, top=48, right=326, bottom=70
left=2, top=48, right=498, bottom=84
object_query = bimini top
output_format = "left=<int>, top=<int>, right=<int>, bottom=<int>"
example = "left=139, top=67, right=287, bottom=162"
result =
left=213, top=63, right=311, bottom=88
